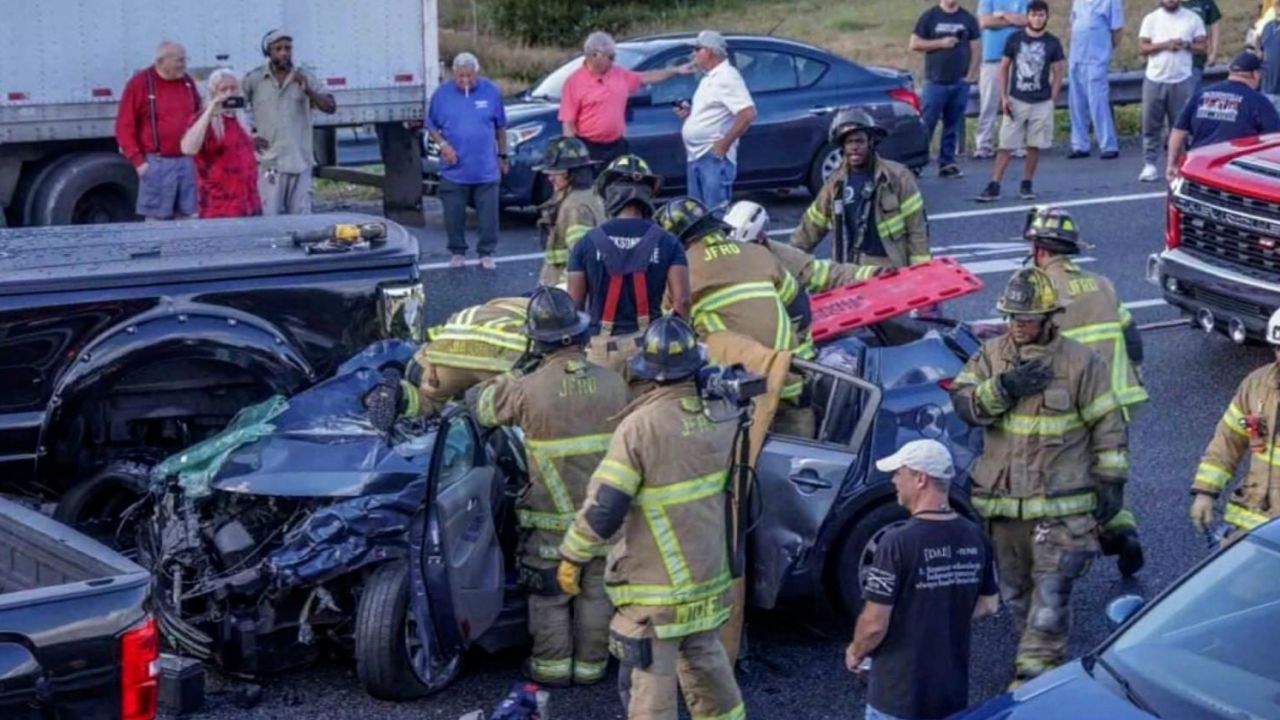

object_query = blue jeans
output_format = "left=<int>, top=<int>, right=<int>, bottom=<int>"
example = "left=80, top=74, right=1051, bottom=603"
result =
left=921, top=82, right=970, bottom=167
left=865, top=706, right=911, bottom=720
left=686, top=153, right=737, bottom=211
left=439, top=179, right=499, bottom=257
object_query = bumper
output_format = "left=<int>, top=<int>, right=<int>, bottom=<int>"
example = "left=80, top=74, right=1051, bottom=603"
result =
left=1148, top=248, right=1280, bottom=341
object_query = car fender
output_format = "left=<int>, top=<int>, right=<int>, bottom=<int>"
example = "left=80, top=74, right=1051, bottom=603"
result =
left=37, top=302, right=315, bottom=476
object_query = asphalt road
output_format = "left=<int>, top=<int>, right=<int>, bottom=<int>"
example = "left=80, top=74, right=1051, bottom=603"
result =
left=203, top=144, right=1265, bottom=719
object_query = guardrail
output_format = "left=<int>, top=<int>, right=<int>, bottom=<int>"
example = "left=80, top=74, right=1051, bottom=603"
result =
left=965, top=64, right=1229, bottom=115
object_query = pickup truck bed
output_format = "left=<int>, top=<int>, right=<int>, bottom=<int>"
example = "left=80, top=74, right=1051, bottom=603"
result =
left=0, top=497, right=154, bottom=719
left=0, top=213, right=417, bottom=296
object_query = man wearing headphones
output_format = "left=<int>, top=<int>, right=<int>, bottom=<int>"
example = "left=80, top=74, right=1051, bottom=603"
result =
left=243, top=29, right=336, bottom=216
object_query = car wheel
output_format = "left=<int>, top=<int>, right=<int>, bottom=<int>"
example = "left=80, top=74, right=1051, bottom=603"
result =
left=356, top=561, right=461, bottom=701
left=833, top=503, right=910, bottom=618
left=807, top=142, right=843, bottom=197
left=53, top=459, right=152, bottom=549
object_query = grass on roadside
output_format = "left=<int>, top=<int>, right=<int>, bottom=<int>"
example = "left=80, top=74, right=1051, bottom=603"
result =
left=313, top=165, right=384, bottom=204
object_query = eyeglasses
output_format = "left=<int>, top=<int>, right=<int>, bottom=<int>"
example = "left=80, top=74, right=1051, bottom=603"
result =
left=593, top=52, right=616, bottom=60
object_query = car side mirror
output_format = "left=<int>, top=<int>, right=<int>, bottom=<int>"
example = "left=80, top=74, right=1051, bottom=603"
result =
left=1105, top=594, right=1145, bottom=628
left=627, top=94, right=653, bottom=108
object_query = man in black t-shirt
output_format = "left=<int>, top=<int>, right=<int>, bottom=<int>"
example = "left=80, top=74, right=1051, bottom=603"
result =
left=911, top=0, right=982, bottom=178
left=848, top=440, right=1000, bottom=720
left=977, top=0, right=1065, bottom=202
left=1167, top=51, right=1280, bottom=182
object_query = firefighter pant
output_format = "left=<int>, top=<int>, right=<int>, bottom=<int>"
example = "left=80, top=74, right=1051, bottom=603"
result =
left=989, top=515, right=1099, bottom=680
left=612, top=612, right=745, bottom=720
left=413, top=360, right=500, bottom=416
left=527, top=558, right=613, bottom=685
left=539, top=261, right=568, bottom=288
left=587, top=332, right=644, bottom=377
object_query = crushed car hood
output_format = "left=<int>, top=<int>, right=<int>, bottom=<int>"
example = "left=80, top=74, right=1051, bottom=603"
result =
left=211, top=340, right=433, bottom=498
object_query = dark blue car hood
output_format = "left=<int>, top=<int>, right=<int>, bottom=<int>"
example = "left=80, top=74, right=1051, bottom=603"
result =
left=950, top=662, right=1152, bottom=720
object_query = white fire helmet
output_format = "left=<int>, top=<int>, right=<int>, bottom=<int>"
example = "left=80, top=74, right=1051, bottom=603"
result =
left=1269, top=307, right=1280, bottom=345
left=723, top=201, right=769, bottom=244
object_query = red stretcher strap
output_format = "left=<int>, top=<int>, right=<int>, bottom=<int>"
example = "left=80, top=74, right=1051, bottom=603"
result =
left=809, top=258, right=983, bottom=343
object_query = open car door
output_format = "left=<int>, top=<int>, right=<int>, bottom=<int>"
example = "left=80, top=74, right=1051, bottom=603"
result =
left=748, top=357, right=883, bottom=609
left=424, top=408, right=505, bottom=650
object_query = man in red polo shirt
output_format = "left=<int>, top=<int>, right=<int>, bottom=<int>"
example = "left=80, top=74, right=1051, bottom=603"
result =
left=559, top=31, right=694, bottom=166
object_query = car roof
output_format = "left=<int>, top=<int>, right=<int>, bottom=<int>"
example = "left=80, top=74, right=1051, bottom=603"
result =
left=621, top=32, right=832, bottom=57
left=1253, top=516, right=1280, bottom=543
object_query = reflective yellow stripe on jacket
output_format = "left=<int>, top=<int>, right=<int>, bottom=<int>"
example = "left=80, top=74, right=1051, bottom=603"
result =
left=1060, top=321, right=1149, bottom=409
left=1225, top=503, right=1271, bottom=531
left=972, top=492, right=1097, bottom=520
left=691, top=281, right=795, bottom=353
left=876, top=192, right=924, bottom=239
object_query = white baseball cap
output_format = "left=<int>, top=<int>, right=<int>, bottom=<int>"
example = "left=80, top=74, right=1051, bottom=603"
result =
left=875, top=439, right=955, bottom=480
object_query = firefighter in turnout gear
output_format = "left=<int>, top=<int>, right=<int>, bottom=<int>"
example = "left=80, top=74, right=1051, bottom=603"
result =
left=536, top=137, right=606, bottom=287
left=558, top=316, right=745, bottom=720
left=475, top=287, right=629, bottom=687
left=1191, top=306, right=1280, bottom=540
left=657, top=196, right=812, bottom=438
left=362, top=297, right=530, bottom=429
left=791, top=109, right=930, bottom=268
left=950, top=268, right=1128, bottom=685
left=567, top=162, right=690, bottom=377
left=1026, top=206, right=1149, bottom=577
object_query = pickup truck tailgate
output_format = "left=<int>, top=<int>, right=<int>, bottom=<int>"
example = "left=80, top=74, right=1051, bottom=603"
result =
left=0, top=498, right=152, bottom=719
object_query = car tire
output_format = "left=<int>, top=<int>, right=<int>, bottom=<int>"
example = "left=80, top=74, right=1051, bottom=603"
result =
left=832, top=502, right=910, bottom=619
left=53, top=459, right=152, bottom=548
left=356, top=561, right=458, bottom=701
left=807, top=142, right=843, bottom=198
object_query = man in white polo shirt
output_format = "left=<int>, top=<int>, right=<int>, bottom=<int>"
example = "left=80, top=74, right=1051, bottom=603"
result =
left=1137, top=0, right=1207, bottom=182
left=675, top=30, right=757, bottom=210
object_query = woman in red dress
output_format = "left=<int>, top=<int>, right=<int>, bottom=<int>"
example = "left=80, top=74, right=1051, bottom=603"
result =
left=181, top=69, right=262, bottom=218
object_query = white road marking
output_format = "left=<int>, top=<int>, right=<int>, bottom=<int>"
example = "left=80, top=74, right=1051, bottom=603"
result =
left=973, top=298, right=1167, bottom=325
left=418, top=192, right=1166, bottom=271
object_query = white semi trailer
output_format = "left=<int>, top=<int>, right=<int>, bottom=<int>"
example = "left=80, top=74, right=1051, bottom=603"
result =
left=0, top=0, right=438, bottom=227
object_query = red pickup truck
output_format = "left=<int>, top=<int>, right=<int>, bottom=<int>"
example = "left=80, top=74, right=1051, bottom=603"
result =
left=1150, top=136, right=1280, bottom=343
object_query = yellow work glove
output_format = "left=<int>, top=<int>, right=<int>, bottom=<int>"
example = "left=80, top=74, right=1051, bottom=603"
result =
left=557, top=560, right=582, bottom=596
left=1189, top=492, right=1217, bottom=532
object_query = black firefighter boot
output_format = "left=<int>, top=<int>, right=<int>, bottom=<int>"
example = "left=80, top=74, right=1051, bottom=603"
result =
left=1100, top=528, right=1145, bottom=578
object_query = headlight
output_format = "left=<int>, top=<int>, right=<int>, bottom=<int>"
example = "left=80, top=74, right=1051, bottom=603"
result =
left=507, top=122, right=545, bottom=153
left=379, top=281, right=425, bottom=342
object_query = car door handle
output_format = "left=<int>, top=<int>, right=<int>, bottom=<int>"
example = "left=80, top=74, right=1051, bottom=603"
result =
left=810, top=105, right=836, bottom=116
left=788, top=470, right=833, bottom=490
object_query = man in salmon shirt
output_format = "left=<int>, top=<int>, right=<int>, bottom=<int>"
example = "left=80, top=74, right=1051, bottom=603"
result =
left=559, top=31, right=695, bottom=167
left=115, top=41, right=202, bottom=221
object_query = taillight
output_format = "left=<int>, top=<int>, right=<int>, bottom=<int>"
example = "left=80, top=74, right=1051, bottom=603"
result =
left=1165, top=195, right=1182, bottom=250
left=121, top=617, right=159, bottom=720
left=888, top=87, right=922, bottom=113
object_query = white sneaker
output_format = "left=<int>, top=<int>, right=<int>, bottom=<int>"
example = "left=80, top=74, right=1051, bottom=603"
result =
left=1138, top=164, right=1160, bottom=182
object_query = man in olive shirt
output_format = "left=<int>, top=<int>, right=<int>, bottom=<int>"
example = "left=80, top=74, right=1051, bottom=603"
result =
left=1181, top=0, right=1222, bottom=90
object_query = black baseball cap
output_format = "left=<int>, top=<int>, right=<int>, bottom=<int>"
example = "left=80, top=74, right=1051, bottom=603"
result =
left=1231, top=51, right=1262, bottom=73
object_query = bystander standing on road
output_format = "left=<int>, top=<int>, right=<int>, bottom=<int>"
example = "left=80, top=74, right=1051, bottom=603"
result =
left=1068, top=0, right=1125, bottom=160
left=910, top=0, right=981, bottom=178
left=180, top=69, right=261, bottom=218
left=427, top=53, right=508, bottom=270
left=1180, top=0, right=1221, bottom=90
left=977, top=0, right=1065, bottom=203
left=1168, top=52, right=1280, bottom=181
left=676, top=30, right=757, bottom=210
left=560, top=32, right=694, bottom=166
left=1137, top=0, right=1207, bottom=183
left=848, top=440, right=1000, bottom=720
left=976, top=0, right=1028, bottom=159
left=114, top=41, right=201, bottom=221
left=1260, top=20, right=1280, bottom=95
left=243, top=30, right=336, bottom=216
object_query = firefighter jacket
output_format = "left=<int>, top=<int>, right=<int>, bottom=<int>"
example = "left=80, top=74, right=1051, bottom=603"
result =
left=685, top=232, right=803, bottom=400
left=763, top=239, right=880, bottom=294
left=422, top=297, right=530, bottom=373
left=541, top=187, right=607, bottom=284
left=560, top=383, right=738, bottom=640
left=1194, top=363, right=1280, bottom=531
left=951, top=330, right=1129, bottom=520
left=1042, top=257, right=1149, bottom=412
left=477, top=348, right=629, bottom=564
left=790, top=156, right=930, bottom=268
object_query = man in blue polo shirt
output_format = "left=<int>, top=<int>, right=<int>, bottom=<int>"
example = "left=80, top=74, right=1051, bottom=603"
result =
left=427, top=52, right=507, bottom=270
left=1167, top=51, right=1280, bottom=181
left=976, top=0, right=1029, bottom=158
left=567, top=175, right=690, bottom=378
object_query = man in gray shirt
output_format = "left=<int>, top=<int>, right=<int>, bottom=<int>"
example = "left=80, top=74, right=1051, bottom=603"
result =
left=243, top=29, right=336, bottom=215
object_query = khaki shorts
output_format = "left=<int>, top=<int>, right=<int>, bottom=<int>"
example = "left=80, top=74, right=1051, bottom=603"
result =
left=999, top=98, right=1054, bottom=151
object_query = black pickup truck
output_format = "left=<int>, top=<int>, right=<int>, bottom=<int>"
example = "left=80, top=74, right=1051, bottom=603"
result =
left=0, top=496, right=156, bottom=719
left=0, top=214, right=422, bottom=541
